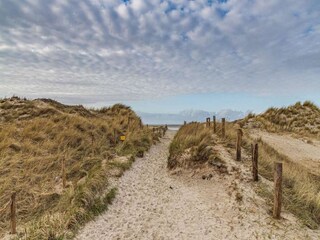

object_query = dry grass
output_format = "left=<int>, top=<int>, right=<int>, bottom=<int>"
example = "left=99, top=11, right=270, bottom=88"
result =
left=240, top=101, right=320, bottom=138
left=255, top=139, right=320, bottom=229
left=223, top=122, right=320, bottom=229
left=168, top=123, right=218, bottom=169
left=0, top=97, right=159, bottom=239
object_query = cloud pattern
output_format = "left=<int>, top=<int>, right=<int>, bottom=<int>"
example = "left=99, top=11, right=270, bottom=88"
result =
left=0, top=0, right=319, bottom=104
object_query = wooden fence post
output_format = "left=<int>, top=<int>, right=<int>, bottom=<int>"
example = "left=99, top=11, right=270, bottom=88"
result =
left=62, top=158, right=66, bottom=189
left=221, top=118, right=225, bottom=138
left=206, top=117, right=210, bottom=128
left=90, top=132, right=94, bottom=145
left=10, top=192, right=17, bottom=234
left=236, top=128, right=243, bottom=161
left=114, top=129, right=117, bottom=144
left=252, top=143, right=259, bottom=181
left=213, top=116, right=216, bottom=133
left=128, top=117, right=131, bottom=131
left=273, top=162, right=283, bottom=219
left=184, top=121, right=186, bottom=125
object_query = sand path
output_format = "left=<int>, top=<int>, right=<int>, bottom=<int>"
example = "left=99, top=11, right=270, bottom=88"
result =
left=249, top=130, right=320, bottom=175
left=76, top=131, right=319, bottom=240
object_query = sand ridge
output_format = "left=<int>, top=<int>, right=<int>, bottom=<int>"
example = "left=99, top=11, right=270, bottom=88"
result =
left=249, top=130, right=320, bottom=176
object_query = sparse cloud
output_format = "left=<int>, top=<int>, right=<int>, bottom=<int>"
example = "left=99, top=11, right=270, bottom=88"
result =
left=0, top=0, right=319, bottom=104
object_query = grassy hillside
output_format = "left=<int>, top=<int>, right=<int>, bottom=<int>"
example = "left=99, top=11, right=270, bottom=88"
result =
left=0, top=97, right=163, bottom=239
left=241, top=101, right=320, bottom=137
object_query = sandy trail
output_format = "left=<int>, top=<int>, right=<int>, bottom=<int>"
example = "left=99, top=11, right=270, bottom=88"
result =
left=76, top=131, right=319, bottom=240
left=249, top=130, right=320, bottom=175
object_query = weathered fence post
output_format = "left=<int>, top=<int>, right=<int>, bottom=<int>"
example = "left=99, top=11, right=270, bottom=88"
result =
left=184, top=121, right=186, bottom=125
left=273, top=162, right=283, bottom=219
left=128, top=117, right=131, bottom=126
left=252, top=143, right=259, bottom=181
left=213, top=116, right=216, bottom=133
left=62, top=158, right=66, bottom=189
left=10, top=192, right=17, bottom=234
left=221, top=118, right=226, bottom=138
left=114, top=129, right=117, bottom=144
left=236, top=128, right=243, bottom=161
left=90, top=132, right=94, bottom=145
left=206, top=117, right=211, bottom=128
left=128, top=117, right=131, bottom=131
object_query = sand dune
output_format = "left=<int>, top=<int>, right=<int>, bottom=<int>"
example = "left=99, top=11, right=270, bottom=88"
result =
left=76, top=130, right=319, bottom=240
left=250, top=130, right=320, bottom=176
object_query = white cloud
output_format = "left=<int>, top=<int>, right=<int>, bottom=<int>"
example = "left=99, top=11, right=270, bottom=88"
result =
left=131, top=0, right=147, bottom=13
left=115, top=4, right=130, bottom=19
left=0, top=0, right=319, bottom=104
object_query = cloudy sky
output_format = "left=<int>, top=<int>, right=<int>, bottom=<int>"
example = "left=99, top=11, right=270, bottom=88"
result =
left=0, top=0, right=319, bottom=113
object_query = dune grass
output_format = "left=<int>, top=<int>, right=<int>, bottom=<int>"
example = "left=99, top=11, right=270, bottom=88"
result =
left=255, top=139, right=320, bottom=228
left=240, top=101, right=320, bottom=138
left=170, top=120, right=320, bottom=228
left=223, top=122, right=320, bottom=229
left=0, top=97, right=161, bottom=239
left=168, top=122, right=217, bottom=169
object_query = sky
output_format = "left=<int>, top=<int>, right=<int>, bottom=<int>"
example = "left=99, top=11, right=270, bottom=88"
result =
left=0, top=0, right=319, bottom=114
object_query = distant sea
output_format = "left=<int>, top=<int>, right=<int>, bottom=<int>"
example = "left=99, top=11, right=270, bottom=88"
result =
left=149, top=124, right=181, bottom=131
left=167, top=125, right=181, bottom=131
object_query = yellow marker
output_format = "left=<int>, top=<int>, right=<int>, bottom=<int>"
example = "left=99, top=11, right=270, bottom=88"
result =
left=120, top=135, right=126, bottom=141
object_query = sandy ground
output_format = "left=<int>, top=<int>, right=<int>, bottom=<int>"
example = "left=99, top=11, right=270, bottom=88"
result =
left=76, top=130, right=319, bottom=240
left=249, top=130, right=320, bottom=175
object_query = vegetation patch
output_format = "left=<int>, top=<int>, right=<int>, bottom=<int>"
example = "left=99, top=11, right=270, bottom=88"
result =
left=0, top=97, right=161, bottom=239
left=168, top=123, right=217, bottom=169
left=223, top=122, right=320, bottom=229
left=240, top=101, right=320, bottom=138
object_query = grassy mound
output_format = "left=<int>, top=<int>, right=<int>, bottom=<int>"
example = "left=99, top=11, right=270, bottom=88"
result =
left=0, top=97, right=160, bottom=239
left=241, top=101, right=320, bottom=137
left=168, top=123, right=218, bottom=169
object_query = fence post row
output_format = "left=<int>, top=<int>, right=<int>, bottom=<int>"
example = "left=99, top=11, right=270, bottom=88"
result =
left=221, top=118, right=225, bottom=138
left=128, top=117, right=131, bottom=126
left=236, top=128, right=242, bottom=161
left=206, top=117, right=211, bottom=128
left=62, top=158, right=67, bottom=189
left=10, top=192, right=16, bottom=235
left=252, top=143, right=259, bottom=181
left=114, top=129, right=117, bottom=144
left=273, top=162, right=283, bottom=219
